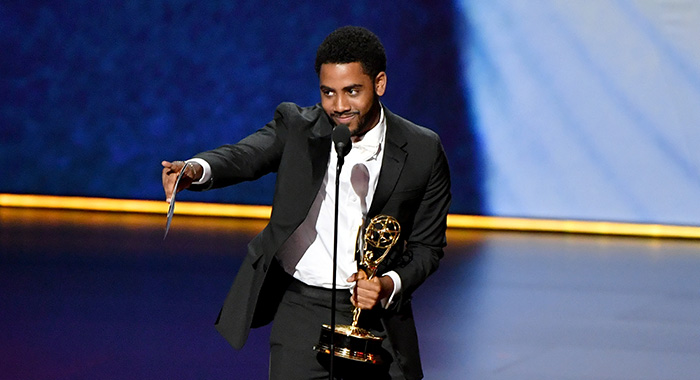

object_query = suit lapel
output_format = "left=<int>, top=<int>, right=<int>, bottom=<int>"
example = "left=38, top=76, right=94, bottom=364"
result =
left=309, top=122, right=332, bottom=187
left=368, top=110, right=407, bottom=217
left=308, top=114, right=333, bottom=191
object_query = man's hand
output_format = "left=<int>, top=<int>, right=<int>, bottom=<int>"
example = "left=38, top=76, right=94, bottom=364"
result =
left=347, top=270, right=394, bottom=310
left=161, top=160, right=202, bottom=203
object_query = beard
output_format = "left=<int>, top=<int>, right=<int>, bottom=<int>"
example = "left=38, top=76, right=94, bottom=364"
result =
left=351, top=99, right=381, bottom=137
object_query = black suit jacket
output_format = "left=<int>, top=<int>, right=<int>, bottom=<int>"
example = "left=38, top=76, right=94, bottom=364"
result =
left=192, top=102, right=451, bottom=380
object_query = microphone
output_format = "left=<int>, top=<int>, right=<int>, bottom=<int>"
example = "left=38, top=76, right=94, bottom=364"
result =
left=332, top=124, right=352, bottom=158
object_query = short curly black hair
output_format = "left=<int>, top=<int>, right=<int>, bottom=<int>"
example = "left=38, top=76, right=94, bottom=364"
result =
left=315, top=26, right=387, bottom=79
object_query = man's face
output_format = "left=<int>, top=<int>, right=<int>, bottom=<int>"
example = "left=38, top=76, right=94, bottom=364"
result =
left=319, top=62, right=386, bottom=138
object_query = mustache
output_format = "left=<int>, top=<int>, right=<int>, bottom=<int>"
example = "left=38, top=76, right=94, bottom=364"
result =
left=332, top=111, right=360, bottom=118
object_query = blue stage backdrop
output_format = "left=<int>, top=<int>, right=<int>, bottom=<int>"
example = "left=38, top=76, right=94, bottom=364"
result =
left=3, top=1, right=700, bottom=226
left=0, top=0, right=482, bottom=214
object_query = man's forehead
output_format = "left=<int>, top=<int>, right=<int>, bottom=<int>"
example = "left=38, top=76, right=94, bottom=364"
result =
left=319, top=62, right=372, bottom=83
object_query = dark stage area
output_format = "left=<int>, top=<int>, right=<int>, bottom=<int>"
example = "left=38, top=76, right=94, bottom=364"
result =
left=2, top=207, right=700, bottom=379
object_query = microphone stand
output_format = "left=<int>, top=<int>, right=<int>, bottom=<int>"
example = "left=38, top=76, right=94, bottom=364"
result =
left=328, top=124, right=350, bottom=380
left=330, top=151, right=343, bottom=380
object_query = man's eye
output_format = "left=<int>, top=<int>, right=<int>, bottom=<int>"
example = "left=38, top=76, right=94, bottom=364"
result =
left=348, top=89, right=358, bottom=95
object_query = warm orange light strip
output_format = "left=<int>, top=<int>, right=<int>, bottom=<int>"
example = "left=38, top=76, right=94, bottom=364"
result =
left=0, top=193, right=271, bottom=219
left=447, top=214, right=700, bottom=239
left=3, top=193, right=700, bottom=239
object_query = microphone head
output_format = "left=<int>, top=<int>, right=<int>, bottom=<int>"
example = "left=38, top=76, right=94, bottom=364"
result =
left=332, top=124, right=352, bottom=157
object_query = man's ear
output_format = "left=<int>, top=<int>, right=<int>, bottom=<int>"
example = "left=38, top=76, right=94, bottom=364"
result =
left=374, top=72, right=387, bottom=96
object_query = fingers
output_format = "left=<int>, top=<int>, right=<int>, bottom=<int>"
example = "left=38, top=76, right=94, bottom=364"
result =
left=164, top=160, right=186, bottom=172
left=350, top=275, right=382, bottom=310
left=161, top=160, right=186, bottom=202
left=346, top=269, right=367, bottom=283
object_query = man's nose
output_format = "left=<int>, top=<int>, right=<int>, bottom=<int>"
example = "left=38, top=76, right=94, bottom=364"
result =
left=334, top=95, right=350, bottom=113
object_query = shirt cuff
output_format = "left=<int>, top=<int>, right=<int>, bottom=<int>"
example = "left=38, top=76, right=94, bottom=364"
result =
left=186, top=158, right=211, bottom=184
left=381, top=271, right=402, bottom=308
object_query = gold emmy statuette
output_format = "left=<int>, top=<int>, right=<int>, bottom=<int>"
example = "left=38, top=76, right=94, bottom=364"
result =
left=314, top=214, right=401, bottom=364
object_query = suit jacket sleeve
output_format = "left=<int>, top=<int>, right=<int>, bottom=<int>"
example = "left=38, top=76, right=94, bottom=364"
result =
left=388, top=134, right=451, bottom=309
left=188, top=104, right=296, bottom=190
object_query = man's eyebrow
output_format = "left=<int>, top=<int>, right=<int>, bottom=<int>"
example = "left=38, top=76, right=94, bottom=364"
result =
left=319, top=84, right=364, bottom=91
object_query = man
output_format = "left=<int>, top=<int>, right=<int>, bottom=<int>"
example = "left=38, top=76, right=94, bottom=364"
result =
left=161, top=26, right=451, bottom=380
